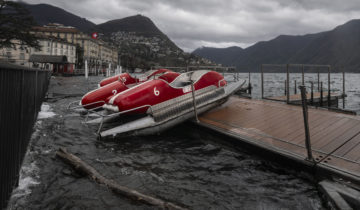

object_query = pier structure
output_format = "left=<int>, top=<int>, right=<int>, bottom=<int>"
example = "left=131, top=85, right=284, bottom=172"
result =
left=198, top=94, right=360, bottom=208
left=195, top=64, right=359, bottom=208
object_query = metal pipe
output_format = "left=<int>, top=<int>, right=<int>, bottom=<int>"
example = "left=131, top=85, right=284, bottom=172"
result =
left=286, top=64, right=290, bottom=104
left=343, top=67, right=346, bottom=109
left=317, top=69, right=320, bottom=91
left=310, top=81, right=314, bottom=106
left=320, top=82, right=323, bottom=107
left=299, top=85, right=314, bottom=162
left=328, top=65, right=331, bottom=107
left=191, top=81, right=199, bottom=123
left=261, top=64, right=264, bottom=99
left=302, top=64, right=305, bottom=85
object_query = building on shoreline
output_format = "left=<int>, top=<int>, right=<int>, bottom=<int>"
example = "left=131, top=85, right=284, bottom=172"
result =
left=0, top=23, right=118, bottom=73
left=0, top=35, right=76, bottom=73
left=32, top=23, right=118, bottom=71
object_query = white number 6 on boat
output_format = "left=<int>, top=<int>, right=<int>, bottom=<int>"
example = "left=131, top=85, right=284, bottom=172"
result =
left=154, top=87, right=160, bottom=96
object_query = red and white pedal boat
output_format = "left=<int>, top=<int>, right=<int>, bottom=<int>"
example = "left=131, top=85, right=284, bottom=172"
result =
left=89, top=70, right=245, bottom=138
left=99, top=68, right=172, bottom=87
left=76, top=70, right=178, bottom=110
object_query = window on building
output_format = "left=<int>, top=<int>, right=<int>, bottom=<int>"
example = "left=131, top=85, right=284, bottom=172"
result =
left=61, top=44, right=63, bottom=48
left=47, top=42, right=50, bottom=47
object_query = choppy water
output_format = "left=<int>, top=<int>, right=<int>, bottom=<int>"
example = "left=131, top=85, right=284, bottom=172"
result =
left=9, top=73, right=358, bottom=209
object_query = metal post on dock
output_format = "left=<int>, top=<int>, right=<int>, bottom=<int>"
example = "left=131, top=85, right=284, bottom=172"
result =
left=286, top=64, right=290, bottom=104
left=191, top=80, right=199, bottom=123
left=294, top=80, right=297, bottom=94
left=320, top=82, right=323, bottom=107
left=310, top=81, right=314, bottom=106
left=299, top=85, right=314, bottom=162
left=328, top=65, right=331, bottom=107
left=343, top=67, right=346, bottom=109
left=284, top=80, right=287, bottom=96
left=317, top=69, right=320, bottom=91
left=302, top=64, right=305, bottom=85
left=261, top=64, right=264, bottom=99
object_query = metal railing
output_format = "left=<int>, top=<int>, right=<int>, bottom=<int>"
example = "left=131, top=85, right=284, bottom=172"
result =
left=96, top=104, right=154, bottom=135
left=67, top=100, right=105, bottom=110
left=0, top=62, right=51, bottom=209
left=260, top=64, right=346, bottom=108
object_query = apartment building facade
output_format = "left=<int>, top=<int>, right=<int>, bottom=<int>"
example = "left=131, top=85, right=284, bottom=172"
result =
left=32, top=23, right=118, bottom=69
left=0, top=35, right=77, bottom=73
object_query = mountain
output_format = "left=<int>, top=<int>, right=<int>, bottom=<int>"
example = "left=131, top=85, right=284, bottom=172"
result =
left=97, top=15, right=163, bottom=36
left=21, top=3, right=97, bottom=33
left=192, top=46, right=243, bottom=66
left=21, top=3, right=212, bottom=69
left=97, top=14, right=185, bottom=67
left=289, top=19, right=360, bottom=70
left=192, top=19, right=360, bottom=72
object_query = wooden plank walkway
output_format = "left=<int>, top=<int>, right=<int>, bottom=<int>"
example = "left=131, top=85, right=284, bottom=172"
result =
left=199, top=96, right=360, bottom=183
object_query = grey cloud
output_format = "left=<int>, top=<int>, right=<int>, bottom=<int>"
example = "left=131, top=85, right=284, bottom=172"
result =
left=23, top=0, right=360, bottom=52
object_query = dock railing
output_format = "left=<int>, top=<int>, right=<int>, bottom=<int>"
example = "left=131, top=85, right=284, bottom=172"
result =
left=260, top=64, right=347, bottom=110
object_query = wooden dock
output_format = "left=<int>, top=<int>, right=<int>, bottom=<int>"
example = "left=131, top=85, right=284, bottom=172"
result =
left=198, top=96, right=360, bottom=184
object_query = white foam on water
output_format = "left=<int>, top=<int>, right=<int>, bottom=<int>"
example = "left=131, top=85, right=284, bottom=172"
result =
left=37, top=103, right=56, bottom=119
left=10, top=162, right=40, bottom=199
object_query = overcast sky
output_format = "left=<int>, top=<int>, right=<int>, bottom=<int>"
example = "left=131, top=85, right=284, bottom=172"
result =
left=23, top=0, right=360, bottom=52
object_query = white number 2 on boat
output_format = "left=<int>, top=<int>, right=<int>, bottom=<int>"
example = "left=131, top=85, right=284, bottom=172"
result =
left=154, top=87, right=160, bottom=96
left=112, top=90, right=117, bottom=95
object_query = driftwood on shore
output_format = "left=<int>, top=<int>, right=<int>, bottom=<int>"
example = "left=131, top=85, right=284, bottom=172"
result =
left=56, top=147, right=188, bottom=210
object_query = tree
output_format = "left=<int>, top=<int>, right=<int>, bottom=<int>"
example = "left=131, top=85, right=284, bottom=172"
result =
left=0, top=1, right=39, bottom=49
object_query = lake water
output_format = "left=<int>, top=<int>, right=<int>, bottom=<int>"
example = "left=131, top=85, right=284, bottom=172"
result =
left=8, top=73, right=360, bottom=209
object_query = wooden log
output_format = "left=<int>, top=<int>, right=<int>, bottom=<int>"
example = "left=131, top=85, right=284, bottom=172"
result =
left=56, top=147, right=188, bottom=210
